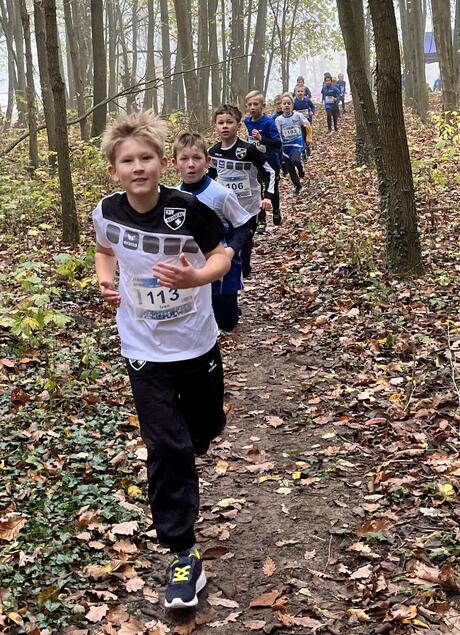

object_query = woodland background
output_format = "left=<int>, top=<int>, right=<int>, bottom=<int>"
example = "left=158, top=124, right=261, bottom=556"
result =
left=0, top=1, right=460, bottom=634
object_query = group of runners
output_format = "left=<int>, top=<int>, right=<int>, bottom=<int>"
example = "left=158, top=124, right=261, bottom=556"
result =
left=93, top=72, right=347, bottom=610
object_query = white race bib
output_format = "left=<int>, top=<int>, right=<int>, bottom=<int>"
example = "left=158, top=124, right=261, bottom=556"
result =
left=325, top=95, right=335, bottom=104
left=282, top=125, right=301, bottom=141
left=217, top=173, right=251, bottom=198
left=130, top=276, right=196, bottom=321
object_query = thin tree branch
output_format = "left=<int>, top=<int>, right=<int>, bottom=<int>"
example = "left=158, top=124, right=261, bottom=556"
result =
left=0, top=54, right=250, bottom=156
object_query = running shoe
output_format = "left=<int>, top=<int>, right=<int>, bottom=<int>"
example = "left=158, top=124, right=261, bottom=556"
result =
left=293, top=185, right=303, bottom=196
left=256, top=220, right=266, bottom=234
left=165, top=548, right=206, bottom=609
left=273, top=210, right=282, bottom=226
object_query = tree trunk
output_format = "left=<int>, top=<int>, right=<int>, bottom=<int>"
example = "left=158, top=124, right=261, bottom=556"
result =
left=143, top=0, right=157, bottom=111
left=174, top=0, right=200, bottom=126
left=33, top=1, right=57, bottom=156
left=431, top=0, right=458, bottom=111
left=399, top=0, right=414, bottom=107
left=132, top=0, right=138, bottom=82
left=6, top=0, right=26, bottom=125
left=351, top=79, right=373, bottom=166
left=337, top=0, right=387, bottom=198
left=160, top=0, right=172, bottom=113
left=221, top=0, right=227, bottom=103
left=248, top=0, right=267, bottom=90
left=44, top=0, right=80, bottom=246
left=66, top=28, right=76, bottom=109
left=197, top=0, right=210, bottom=127
left=106, top=0, right=117, bottom=114
left=401, top=0, right=428, bottom=119
left=91, top=0, right=107, bottom=137
left=63, top=0, right=89, bottom=140
left=18, top=0, right=38, bottom=168
left=0, top=0, right=16, bottom=129
left=230, top=0, right=246, bottom=106
left=73, top=0, right=90, bottom=91
left=263, top=20, right=276, bottom=96
left=208, top=0, right=220, bottom=110
left=454, top=0, right=460, bottom=93
left=368, top=0, right=424, bottom=276
left=115, top=0, right=136, bottom=112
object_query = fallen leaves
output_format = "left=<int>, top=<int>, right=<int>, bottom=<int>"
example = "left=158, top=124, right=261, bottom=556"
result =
left=263, top=555, right=277, bottom=576
left=85, top=604, right=108, bottom=623
left=0, top=514, right=27, bottom=541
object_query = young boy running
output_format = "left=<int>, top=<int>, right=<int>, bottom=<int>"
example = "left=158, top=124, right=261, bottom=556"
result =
left=172, top=131, right=251, bottom=332
left=275, top=92, right=310, bottom=196
left=244, top=90, right=282, bottom=231
left=293, top=84, right=316, bottom=158
left=93, top=110, right=231, bottom=609
left=321, top=76, right=341, bottom=133
left=208, top=104, right=275, bottom=279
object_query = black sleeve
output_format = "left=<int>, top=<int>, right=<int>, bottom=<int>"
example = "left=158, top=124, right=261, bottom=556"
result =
left=227, top=221, right=250, bottom=253
left=208, top=165, right=218, bottom=180
left=189, top=199, right=226, bottom=254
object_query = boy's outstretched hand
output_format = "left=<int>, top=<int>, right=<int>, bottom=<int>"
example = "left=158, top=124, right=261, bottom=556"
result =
left=153, top=254, right=201, bottom=289
left=260, top=197, right=272, bottom=211
left=100, top=281, right=121, bottom=307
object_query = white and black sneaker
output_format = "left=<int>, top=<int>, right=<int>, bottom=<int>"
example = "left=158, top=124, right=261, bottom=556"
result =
left=164, top=548, right=206, bottom=609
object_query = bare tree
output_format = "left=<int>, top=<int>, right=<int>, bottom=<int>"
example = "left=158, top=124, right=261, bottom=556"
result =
left=33, top=1, right=56, bottom=157
left=197, top=0, right=210, bottom=127
left=18, top=0, right=38, bottom=167
left=90, top=0, right=107, bottom=137
left=43, top=0, right=80, bottom=246
left=431, top=0, right=458, bottom=111
left=63, top=0, right=89, bottom=140
left=399, top=0, right=428, bottom=120
left=160, top=0, right=172, bottom=113
left=144, top=0, right=158, bottom=112
left=208, top=0, right=221, bottom=109
left=368, top=0, right=424, bottom=275
left=248, top=0, right=267, bottom=90
left=230, top=0, right=247, bottom=105
left=174, top=0, right=200, bottom=126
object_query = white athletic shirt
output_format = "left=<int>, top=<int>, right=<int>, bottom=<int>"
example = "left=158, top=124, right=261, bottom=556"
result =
left=92, top=186, right=225, bottom=362
left=179, top=176, right=252, bottom=231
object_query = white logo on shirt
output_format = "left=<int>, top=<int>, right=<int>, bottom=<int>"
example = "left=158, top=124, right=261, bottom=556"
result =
left=129, top=359, right=147, bottom=370
left=164, top=207, right=186, bottom=231
left=235, top=147, right=247, bottom=159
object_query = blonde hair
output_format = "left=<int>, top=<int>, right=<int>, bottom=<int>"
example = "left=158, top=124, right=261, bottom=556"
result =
left=281, top=92, right=294, bottom=105
left=294, top=84, right=305, bottom=93
left=172, top=131, right=208, bottom=159
left=245, top=90, right=265, bottom=104
left=101, top=110, right=168, bottom=165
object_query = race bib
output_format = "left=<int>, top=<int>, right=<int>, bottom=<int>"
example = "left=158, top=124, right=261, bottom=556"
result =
left=325, top=95, right=336, bottom=104
left=282, top=125, right=301, bottom=141
left=130, top=276, right=196, bottom=321
left=217, top=173, right=251, bottom=198
left=248, top=135, right=267, bottom=153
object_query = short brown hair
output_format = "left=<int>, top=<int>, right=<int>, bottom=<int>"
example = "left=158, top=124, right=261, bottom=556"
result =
left=294, top=84, right=305, bottom=93
left=245, top=90, right=265, bottom=104
left=172, top=131, right=208, bottom=159
left=213, top=104, right=242, bottom=123
left=101, top=110, right=168, bottom=165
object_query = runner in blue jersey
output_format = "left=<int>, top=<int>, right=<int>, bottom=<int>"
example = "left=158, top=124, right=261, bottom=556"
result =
left=293, top=84, right=316, bottom=158
left=321, top=76, right=341, bottom=133
left=336, top=73, right=346, bottom=114
left=244, top=90, right=282, bottom=232
left=275, top=92, right=310, bottom=196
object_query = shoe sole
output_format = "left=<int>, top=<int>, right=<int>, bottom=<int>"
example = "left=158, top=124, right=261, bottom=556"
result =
left=164, top=571, right=207, bottom=609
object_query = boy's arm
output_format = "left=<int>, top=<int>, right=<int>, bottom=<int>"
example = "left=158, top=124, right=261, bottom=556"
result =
left=248, top=146, right=275, bottom=204
left=260, top=120, right=282, bottom=150
left=153, top=245, right=230, bottom=289
left=95, top=243, right=121, bottom=307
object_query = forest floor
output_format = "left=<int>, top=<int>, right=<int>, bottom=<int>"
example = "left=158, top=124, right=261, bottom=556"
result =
left=1, top=102, right=460, bottom=635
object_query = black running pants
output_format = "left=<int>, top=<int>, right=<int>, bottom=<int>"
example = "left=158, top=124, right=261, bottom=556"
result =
left=126, top=343, right=226, bottom=552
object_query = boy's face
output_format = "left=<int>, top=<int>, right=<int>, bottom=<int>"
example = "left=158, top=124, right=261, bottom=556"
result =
left=109, top=137, right=167, bottom=200
left=281, top=97, right=293, bottom=115
left=274, top=98, right=282, bottom=110
left=215, top=113, right=239, bottom=142
left=325, top=79, right=332, bottom=87
left=338, top=74, right=344, bottom=80
left=295, top=87, right=305, bottom=99
left=246, top=97, right=264, bottom=120
left=173, top=146, right=210, bottom=184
